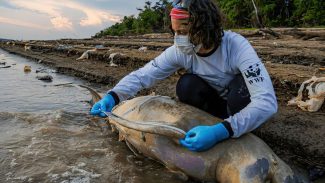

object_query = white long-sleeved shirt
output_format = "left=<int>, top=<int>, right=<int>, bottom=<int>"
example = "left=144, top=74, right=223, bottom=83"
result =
left=110, top=31, right=278, bottom=137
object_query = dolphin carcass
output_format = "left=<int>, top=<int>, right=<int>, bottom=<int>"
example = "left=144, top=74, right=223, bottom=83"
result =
left=81, top=85, right=304, bottom=183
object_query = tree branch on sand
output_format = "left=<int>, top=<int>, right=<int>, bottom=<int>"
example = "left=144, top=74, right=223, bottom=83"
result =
left=251, top=0, right=280, bottom=38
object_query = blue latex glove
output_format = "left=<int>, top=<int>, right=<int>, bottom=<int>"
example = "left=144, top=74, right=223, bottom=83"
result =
left=90, top=94, right=115, bottom=117
left=179, top=123, right=229, bottom=152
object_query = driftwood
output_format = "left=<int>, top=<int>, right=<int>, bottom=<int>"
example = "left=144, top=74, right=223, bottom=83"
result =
left=283, top=29, right=325, bottom=40
left=251, top=0, right=280, bottom=38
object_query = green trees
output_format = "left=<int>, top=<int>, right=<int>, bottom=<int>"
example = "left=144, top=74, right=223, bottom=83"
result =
left=94, top=0, right=171, bottom=37
left=215, top=0, right=254, bottom=28
left=216, top=0, right=325, bottom=28
left=94, top=0, right=324, bottom=37
left=291, top=0, right=325, bottom=26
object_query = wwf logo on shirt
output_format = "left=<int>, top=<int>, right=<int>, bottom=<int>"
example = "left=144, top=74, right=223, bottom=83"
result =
left=244, top=63, right=264, bottom=84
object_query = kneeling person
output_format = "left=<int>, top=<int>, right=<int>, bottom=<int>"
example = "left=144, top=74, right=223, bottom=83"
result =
left=90, top=0, right=277, bottom=152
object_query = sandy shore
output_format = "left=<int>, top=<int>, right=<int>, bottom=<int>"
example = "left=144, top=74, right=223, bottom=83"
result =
left=1, top=28, right=324, bottom=175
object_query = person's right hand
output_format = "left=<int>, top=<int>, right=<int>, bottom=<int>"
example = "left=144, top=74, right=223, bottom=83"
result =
left=90, top=94, right=116, bottom=117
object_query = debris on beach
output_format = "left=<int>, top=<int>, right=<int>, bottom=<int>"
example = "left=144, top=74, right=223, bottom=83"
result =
left=36, top=74, right=53, bottom=82
left=138, top=46, right=148, bottom=52
left=24, top=45, right=31, bottom=51
left=0, top=62, right=6, bottom=65
left=95, top=45, right=104, bottom=49
left=76, top=49, right=97, bottom=60
left=24, top=65, right=31, bottom=72
left=76, top=45, right=111, bottom=61
left=56, top=44, right=73, bottom=50
left=35, top=67, right=56, bottom=74
left=35, top=68, right=48, bottom=73
left=288, top=76, right=325, bottom=112
left=0, top=65, right=11, bottom=69
left=108, top=53, right=125, bottom=67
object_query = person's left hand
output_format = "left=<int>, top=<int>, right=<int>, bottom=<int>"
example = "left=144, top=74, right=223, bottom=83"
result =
left=179, top=123, right=229, bottom=152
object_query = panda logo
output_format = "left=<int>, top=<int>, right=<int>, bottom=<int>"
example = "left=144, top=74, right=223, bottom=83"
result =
left=244, top=63, right=261, bottom=79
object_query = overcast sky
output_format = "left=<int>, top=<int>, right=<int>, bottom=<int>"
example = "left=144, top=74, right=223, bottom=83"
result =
left=0, top=0, right=159, bottom=40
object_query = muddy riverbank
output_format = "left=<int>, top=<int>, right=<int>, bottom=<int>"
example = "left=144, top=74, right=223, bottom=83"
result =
left=1, top=28, right=324, bottom=181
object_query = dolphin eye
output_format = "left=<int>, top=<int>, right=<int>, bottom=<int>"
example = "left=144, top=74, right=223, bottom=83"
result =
left=189, top=133, right=196, bottom=138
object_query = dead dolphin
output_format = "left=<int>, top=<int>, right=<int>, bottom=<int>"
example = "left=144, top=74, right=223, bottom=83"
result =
left=81, top=85, right=305, bottom=183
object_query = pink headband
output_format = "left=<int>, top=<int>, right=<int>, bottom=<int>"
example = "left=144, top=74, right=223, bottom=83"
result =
left=170, top=8, right=190, bottom=19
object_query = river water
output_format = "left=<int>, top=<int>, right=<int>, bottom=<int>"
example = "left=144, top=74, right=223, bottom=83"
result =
left=0, top=49, right=184, bottom=183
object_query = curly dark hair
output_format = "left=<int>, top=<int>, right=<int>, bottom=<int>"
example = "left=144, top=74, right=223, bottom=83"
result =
left=188, top=0, right=224, bottom=50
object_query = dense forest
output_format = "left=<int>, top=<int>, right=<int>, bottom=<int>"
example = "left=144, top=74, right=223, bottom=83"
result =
left=94, top=0, right=324, bottom=37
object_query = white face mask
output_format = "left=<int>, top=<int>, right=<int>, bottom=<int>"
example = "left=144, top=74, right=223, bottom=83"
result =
left=174, top=34, right=202, bottom=55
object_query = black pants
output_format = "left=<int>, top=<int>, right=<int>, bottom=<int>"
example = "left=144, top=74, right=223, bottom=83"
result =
left=176, top=74, right=251, bottom=119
